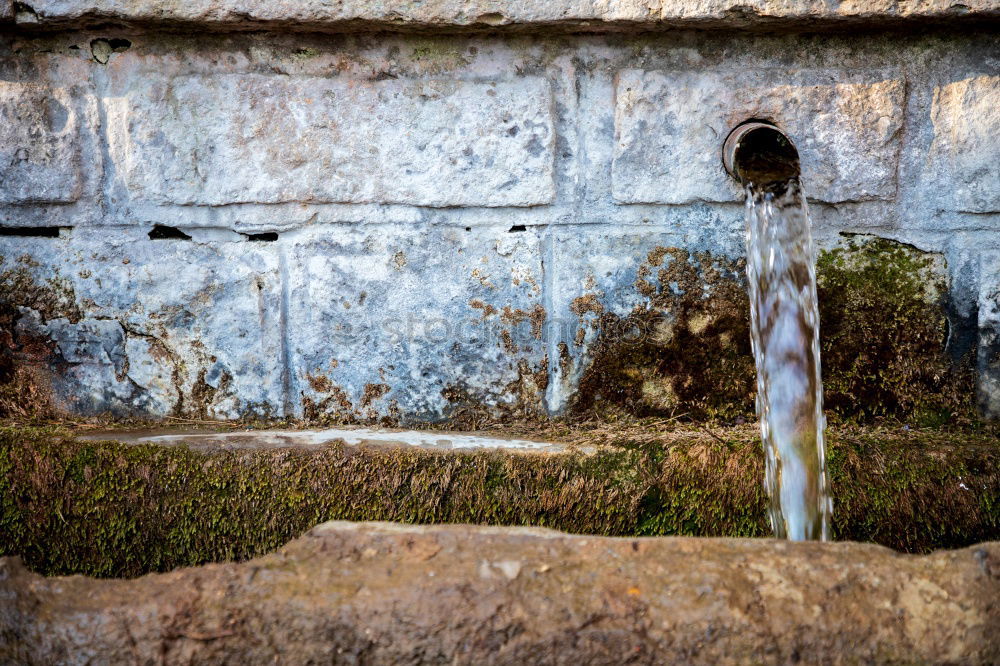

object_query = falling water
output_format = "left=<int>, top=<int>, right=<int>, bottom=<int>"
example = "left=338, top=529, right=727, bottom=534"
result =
left=744, top=179, right=832, bottom=540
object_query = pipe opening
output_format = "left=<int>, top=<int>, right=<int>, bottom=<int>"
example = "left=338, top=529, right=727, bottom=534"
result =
left=723, top=121, right=799, bottom=193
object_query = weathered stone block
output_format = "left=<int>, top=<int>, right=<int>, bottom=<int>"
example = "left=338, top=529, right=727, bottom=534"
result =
left=108, top=74, right=555, bottom=207
left=0, top=81, right=82, bottom=204
left=979, top=252, right=1000, bottom=419
left=285, top=225, right=548, bottom=421
left=612, top=70, right=905, bottom=204
left=15, top=0, right=1000, bottom=30
left=547, top=224, right=750, bottom=417
left=2, top=522, right=998, bottom=664
left=0, top=233, right=285, bottom=418
left=926, top=75, right=1000, bottom=213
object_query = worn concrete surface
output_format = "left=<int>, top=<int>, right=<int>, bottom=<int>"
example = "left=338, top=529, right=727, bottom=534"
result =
left=1, top=521, right=998, bottom=664
left=1, top=28, right=998, bottom=420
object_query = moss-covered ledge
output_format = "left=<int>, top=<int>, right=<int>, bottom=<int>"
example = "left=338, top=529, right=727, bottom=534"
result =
left=1, top=422, right=997, bottom=578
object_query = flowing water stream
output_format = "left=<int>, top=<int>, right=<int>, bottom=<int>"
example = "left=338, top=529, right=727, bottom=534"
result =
left=744, top=178, right=832, bottom=540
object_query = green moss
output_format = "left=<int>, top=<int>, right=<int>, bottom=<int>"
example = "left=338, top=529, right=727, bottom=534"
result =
left=2, top=422, right=996, bottom=578
left=408, top=40, right=471, bottom=69
left=572, top=237, right=974, bottom=423
left=816, top=236, right=973, bottom=423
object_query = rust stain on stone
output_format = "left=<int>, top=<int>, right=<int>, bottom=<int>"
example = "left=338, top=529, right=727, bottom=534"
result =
left=500, top=305, right=528, bottom=327
left=440, top=356, right=549, bottom=428
left=529, top=304, right=545, bottom=340
left=500, top=329, right=517, bottom=354
left=469, top=298, right=497, bottom=319
left=307, top=372, right=333, bottom=393
left=0, top=258, right=82, bottom=418
left=570, top=294, right=604, bottom=318
left=360, top=383, right=391, bottom=409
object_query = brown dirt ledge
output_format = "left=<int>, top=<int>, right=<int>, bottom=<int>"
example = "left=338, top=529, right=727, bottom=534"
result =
left=1, top=521, right=999, bottom=664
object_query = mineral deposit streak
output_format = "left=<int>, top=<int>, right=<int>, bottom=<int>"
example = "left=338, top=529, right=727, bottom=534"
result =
left=744, top=179, right=832, bottom=540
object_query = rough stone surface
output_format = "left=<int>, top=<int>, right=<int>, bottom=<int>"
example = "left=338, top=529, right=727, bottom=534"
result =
left=108, top=74, right=555, bottom=207
left=13, top=0, right=1000, bottom=31
left=926, top=75, right=1000, bottom=213
left=980, top=252, right=1000, bottom=419
left=613, top=70, right=905, bottom=204
left=546, top=227, right=701, bottom=413
left=1, top=521, right=998, bottom=664
left=285, top=225, right=549, bottom=421
left=1, top=231, right=285, bottom=418
left=1, top=30, right=998, bottom=420
left=0, top=80, right=83, bottom=204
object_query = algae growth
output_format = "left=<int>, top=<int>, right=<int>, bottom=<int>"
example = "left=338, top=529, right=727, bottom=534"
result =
left=1, top=420, right=996, bottom=578
left=571, top=236, right=975, bottom=424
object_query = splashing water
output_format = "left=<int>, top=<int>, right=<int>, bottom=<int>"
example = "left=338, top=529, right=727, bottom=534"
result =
left=744, top=179, right=832, bottom=540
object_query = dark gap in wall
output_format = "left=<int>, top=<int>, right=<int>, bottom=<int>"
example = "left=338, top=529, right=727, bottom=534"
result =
left=0, top=226, right=65, bottom=238
left=508, top=225, right=527, bottom=233
left=90, top=38, right=132, bottom=64
left=148, top=225, right=192, bottom=240
left=13, top=3, right=37, bottom=18
left=465, top=227, right=472, bottom=232
left=244, top=232, right=279, bottom=242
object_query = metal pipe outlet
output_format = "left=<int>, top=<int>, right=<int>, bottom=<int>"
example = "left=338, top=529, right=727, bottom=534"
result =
left=722, top=121, right=800, bottom=187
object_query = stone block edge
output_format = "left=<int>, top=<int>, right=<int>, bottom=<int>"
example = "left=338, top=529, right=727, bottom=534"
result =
left=10, top=0, right=1000, bottom=33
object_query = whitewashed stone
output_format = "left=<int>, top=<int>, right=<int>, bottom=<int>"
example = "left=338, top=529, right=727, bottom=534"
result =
left=33, top=315, right=152, bottom=414
left=0, top=81, right=82, bottom=204
left=285, top=225, right=548, bottom=421
left=979, top=252, right=1000, bottom=419
left=926, top=75, right=1000, bottom=214
left=612, top=70, right=905, bottom=204
left=0, top=233, right=286, bottom=418
left=107, top=74, right=555, bottom=207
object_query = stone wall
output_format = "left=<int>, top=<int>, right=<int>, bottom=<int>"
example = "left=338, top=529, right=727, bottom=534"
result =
left=2, top=3, right=998, bottom=421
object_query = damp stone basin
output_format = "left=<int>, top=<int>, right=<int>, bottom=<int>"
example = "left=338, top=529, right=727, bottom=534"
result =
left=80, top=427, right=584, bottom=454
